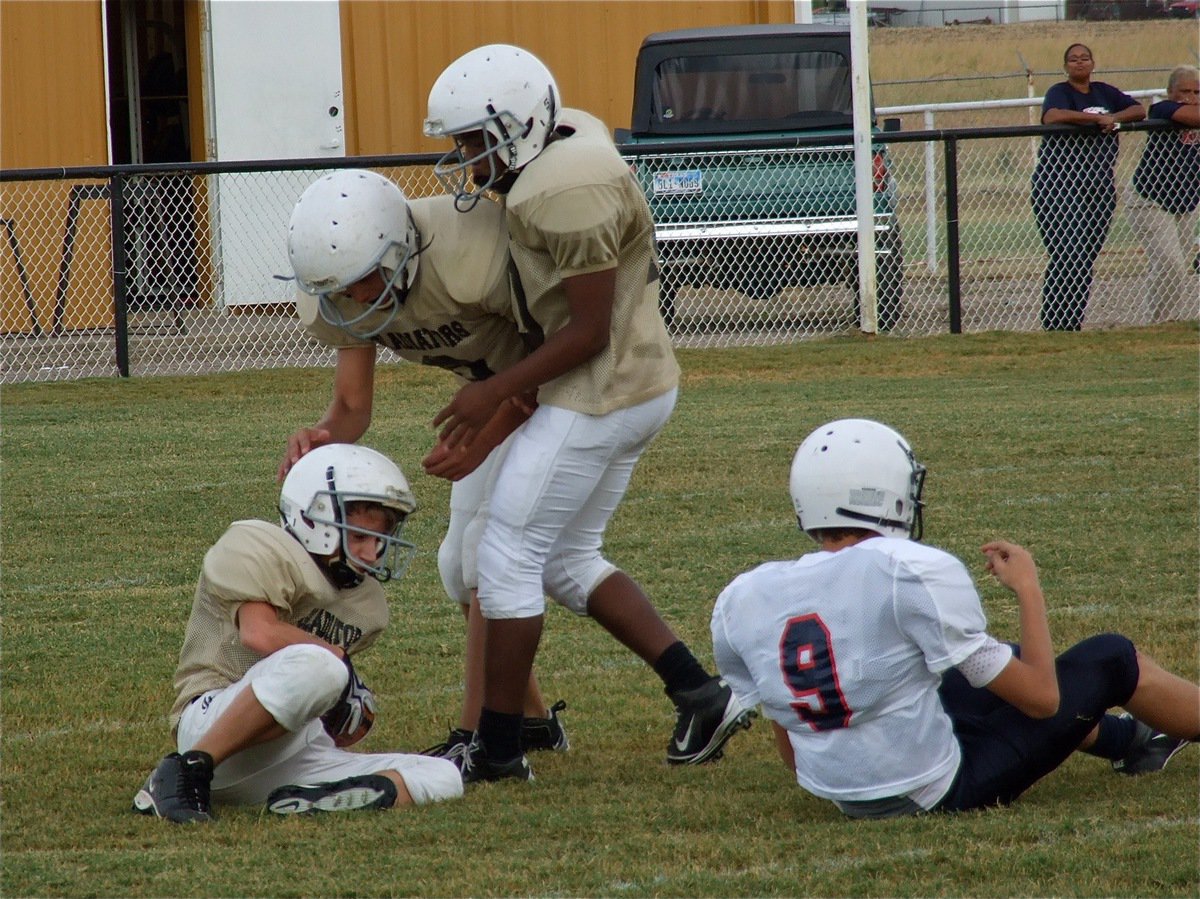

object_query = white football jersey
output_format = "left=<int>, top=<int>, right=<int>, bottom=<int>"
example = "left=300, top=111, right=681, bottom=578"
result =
left=299, top=194, right=527, bottom=383
left=711, top=537, right=992, bottom=805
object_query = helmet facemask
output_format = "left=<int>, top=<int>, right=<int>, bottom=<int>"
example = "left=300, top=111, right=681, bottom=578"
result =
left=279, top=444, right=418, bottom=585
left=431, top=108, right=528, bottom=212
left=314, top=235, right=418, bottom=339
left=305, top=483, right=417, bottom=584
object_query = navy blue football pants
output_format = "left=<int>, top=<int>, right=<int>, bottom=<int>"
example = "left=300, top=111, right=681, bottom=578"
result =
left=934, top=633, right=1139, bottom=812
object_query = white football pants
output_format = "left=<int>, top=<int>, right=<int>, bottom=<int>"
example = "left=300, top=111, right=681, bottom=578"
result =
left=437, top=428, right=517, bottom=605
left=176, top=644, right=462, bottom=805
left=476, top=387, right=677, bottom=619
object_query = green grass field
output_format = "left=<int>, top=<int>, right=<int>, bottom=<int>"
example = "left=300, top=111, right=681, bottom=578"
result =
left=3, top=326, right=1198, bottom=898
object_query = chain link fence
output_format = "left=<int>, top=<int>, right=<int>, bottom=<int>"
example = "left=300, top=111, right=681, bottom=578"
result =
left=1, top=159, right=443, bottom=384
left=2, top=123, right=1196, bottom=384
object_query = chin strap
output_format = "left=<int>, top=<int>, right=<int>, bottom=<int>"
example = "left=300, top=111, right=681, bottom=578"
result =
left=834, top=506, right=911, bottom=535
left=324, top=558, right=364, bottom=589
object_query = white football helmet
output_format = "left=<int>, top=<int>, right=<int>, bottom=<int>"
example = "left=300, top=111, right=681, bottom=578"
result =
left=279, top=443, right=417, bottom=583
left=424, top=44, right=559, bottom=210
left=287, top=170, right=419, bottom=339
left=790, top=419, right=926, bottom=540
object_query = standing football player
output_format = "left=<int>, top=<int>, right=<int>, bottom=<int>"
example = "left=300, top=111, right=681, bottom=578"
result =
left=711, top=418, right=1198, bottom=818
left=280, top=170, right=569, bottom=768
left=133, top=444, right=463, bottom=823
left=424, top=44, right=754, bottom=782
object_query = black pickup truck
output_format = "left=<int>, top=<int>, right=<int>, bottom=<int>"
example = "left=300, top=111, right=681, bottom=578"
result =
left=616, top=24, right=904, bottom=330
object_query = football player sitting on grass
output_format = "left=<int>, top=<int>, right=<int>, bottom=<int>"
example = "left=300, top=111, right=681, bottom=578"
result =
left=712, top=418, right=1197, bottom=819
left=132, top=444, right=463, bottom=823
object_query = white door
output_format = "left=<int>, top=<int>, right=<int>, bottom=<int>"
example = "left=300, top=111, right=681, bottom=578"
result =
left=204, top=0, right=345, bottom=306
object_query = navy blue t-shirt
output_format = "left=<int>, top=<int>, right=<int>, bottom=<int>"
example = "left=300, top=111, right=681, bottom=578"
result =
left=1035, top=81, right=1141, bottom=186
left=1132, top=100, right=1200, bottom=215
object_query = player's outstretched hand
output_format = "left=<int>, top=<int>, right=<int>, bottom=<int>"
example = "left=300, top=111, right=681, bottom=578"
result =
left=278, top=427, right=332, bottom=481
left=433, top=380, right=502, bottom=448
left=422, top=436, right=489, bottom=482
left=981, top=540, right=1041, bottom=595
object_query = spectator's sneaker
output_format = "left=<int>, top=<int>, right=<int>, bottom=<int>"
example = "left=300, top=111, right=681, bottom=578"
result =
left=461, top=737, right=533, bottom=784
left=265, top=774, right=398, bottom=815
left=1112, top=714, right=1190, bottom=776
left=666, top=676, right=756, bottom=766
left=132, top=750, right=215, bottom=824
left=421, top=727, right=474, bottom=771
left=522, top=700, right=570, bottom=753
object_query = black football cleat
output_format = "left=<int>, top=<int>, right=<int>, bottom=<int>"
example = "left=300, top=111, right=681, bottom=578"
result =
left=1112, top=714, right=1190, bottom=776
left=132, top=750, right=215, bottom=824
left=265, top=774, right=398, bottom=815
left=521, top=700, right=570, bottom=753
left=666, top=676, right=756, bottom=765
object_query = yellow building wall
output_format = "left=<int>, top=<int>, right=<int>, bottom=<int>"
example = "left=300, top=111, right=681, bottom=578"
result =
left=0, top=0, right=110, bottom=168
left=341, top=0, right=793, bottom=157
left=1, top=0, right=790, bottom=334
left=0, top=2, right=113, bottom=333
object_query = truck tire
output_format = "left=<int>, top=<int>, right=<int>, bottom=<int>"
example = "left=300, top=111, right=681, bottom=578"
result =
left=876, top=228, right=905, bottom=331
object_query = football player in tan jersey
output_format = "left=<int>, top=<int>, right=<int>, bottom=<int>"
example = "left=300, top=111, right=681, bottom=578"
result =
left=280, top=170, right=568, bottom=769
left=132, top=444, right=463, bottom=823
left=424, top=44, right=755, bottom=782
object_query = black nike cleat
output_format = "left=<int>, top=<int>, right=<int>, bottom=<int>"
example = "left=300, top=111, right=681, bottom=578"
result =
left=132, top=751, right=215, bottom=824
left=666, top=676, right=756, bottom=766
left=266, top=774, right=398, bottom=814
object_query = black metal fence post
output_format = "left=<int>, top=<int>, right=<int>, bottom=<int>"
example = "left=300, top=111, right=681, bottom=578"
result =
left=943, top=137, right=962, bottom=335
left=110, top=173, right=131, bottom=377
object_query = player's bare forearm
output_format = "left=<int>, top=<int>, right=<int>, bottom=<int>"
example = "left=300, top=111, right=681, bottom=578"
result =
left=278, top=346, right=376, bottom=479
left=450, top=270, right=613, bottom=405
left=771, top=721, right=795, bottom=771
left=475, top=318, right=607, bottom=404
left=433, top=270, right=613, bottom=446
left=236, top=601, right=346, bottom=660
left=311, top=400, right=372, bottom=444
left=981, top=541, right=1059, bottom=717
left=322, top=345, right=376, bottom=438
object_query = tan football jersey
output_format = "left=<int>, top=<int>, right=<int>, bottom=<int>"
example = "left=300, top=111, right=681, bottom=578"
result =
left=503, top=108, right=680, bottom=415
left=169, top=519, right=388, bottom=729
left=299, top=194, right=528, bottom=383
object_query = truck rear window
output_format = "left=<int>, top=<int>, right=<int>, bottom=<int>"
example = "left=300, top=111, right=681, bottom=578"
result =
left=650, top=51, right=852, bottom=126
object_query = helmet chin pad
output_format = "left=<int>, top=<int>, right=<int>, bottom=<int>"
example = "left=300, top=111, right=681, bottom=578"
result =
left=324, top=557, right=365, bottom=589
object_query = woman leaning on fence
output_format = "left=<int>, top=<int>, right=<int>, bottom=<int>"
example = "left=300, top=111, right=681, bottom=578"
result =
left=1031, top=43, right=1145, bottom=331
left=1124, top=65, right=1200, bottom=325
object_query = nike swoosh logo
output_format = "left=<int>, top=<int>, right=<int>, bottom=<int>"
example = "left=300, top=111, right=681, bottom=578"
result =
left=674, top=718, right=696, bottom=752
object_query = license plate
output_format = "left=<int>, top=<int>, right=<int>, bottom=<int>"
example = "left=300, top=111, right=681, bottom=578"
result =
left=652, top=169, right=703, bottom=196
